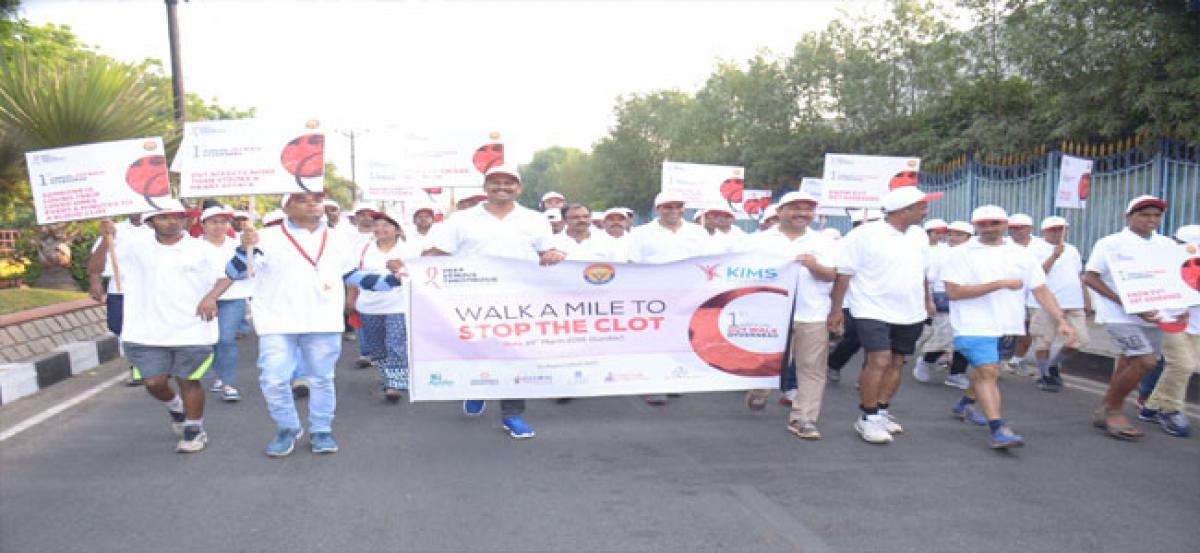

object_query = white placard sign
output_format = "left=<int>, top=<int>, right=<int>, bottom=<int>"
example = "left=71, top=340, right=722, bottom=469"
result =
left=177, top=119, right=325, bottom=197
left=799, top=178, right=850, bottom=217
left=1055, top=154, right=1093, bottom=209
left=661, top=162, right=745, bottom=212
left=820, top=154, right=920, bottom=208
left=359, top=131, right=504, bottom=197
left=739, top=189, right=772, bottom=220
left=1107, top=244, right=1200, bottom=314
left=27, top=137, right=168, bottom=224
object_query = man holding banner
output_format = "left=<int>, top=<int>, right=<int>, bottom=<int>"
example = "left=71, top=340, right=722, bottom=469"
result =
left=1083, top=195, right=1183, bottom=440
left=226, top=192, right=407, bottom=457
left=424, top=165, right=565, bottom=439
left=746, top=191, right=836, bottom=439
left=829, top=186, right=940, bottom=444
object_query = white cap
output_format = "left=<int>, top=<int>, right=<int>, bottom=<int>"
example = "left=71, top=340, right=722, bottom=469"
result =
left=322, top=198, right=340, bottom=209
left=541, top=191, right=564, bottom=202
left=971, top=205, right=1009, bottom=224
left=351, top=202, right=377, bottom=214
left=622, top=207, right=636, bottom=217
left=1174, top=224, right=1200, bottom=245
left=1040, top=216, right=1069, bottom=230
left=881, top=187, right=943, bottom=212
left=143, top=198, right=188, bottom=220
left=199, top=205, right=234, bottom=222
left=821, top=227, right=842, bottom=240
left=923, top=218, right=948, bottom=231
left=262, top=209, right=285, bottom=226
left=544, top=208, right=562, bottom=222
left=947, top=220, right=974, bottom=235
left=777, top=190, right=819, bottom=208
left=603, top=208, right=628, bottom=220
left=692, top=209, right=706, bottom=222
left=232, top=210, right=250, bottom=220
left=412, top=206, right=435, bottom=217
left=1008, top=213, right=1033, bottom=227
left=761, top=204, right=778, bottom=220
left=654, top=190, right=687, bottom=207
left=1125, top=194, right=1167, bottom=215
left=484, top=164, right=521, bottom=183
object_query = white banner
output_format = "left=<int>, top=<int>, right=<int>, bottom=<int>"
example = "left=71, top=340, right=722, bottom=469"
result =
left=359, top=131, right=504, bottom=196
left=1055, top=154, right=1093, bottom=209
left=176, top=119, right=325, bottom=197
left=408, top=253, right=799, bottom=401
left=820, top=154, right=920, bottom=208
left=799, top=178, right=850, bottom=217
left=27, top=138, right=168, bottom=224
left=1107, top=244, right=1200, bottom=314
left=661, top=161, right=746, bottom=213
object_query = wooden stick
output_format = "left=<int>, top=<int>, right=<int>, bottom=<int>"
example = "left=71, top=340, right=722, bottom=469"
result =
left=107, top=244, right=123, bottom=293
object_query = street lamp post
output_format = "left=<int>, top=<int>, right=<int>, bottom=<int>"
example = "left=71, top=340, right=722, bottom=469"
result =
left=164, top=0, right=186, bottom=130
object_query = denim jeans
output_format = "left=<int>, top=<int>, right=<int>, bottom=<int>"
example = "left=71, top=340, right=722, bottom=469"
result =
left=1138, top=356, right=1165, bottom=398
left=214, top=299, right=246, bottom=386
left=258, top=333, right=341, bottom=432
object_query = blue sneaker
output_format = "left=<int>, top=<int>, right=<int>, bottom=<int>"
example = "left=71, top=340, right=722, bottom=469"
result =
left=502, top=416, right=535, bottom=439
left=310, top=431, right=340, bottom=453
left=463, top=400, right=486, bottom=417
left=265, top=427, right=303, bottom=458
left=989, top=426, right=1025, bottom=449
left=952, top=402, right=987, bottom=426
left=1157, top=411, right=1191, bottom=437
left=1137, top=406, right=1159, bottom=422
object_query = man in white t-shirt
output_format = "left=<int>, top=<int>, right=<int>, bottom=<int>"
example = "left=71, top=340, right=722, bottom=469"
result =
left=745, top=191, right=836, bottom=439
left=548, top=204, right=625, bottom=262
left=703, top=207, right=748, bottom=254
left=624, top=190, right=713, bottom=405
left=913, top=219, right=952, bottom=383
left=830, top=187, right=941, bottom=444
left=942, top=206, right=1074, bottom=449
left=1082, top=195, right=1181, bottom=440
left=87, top=212, right=151, bottom=386
left=1001, top=213, right=1042, bottom=375
left=1025, top=216, right=1091, bottom=392
left=87, top=200, right=229, bottom=453
left=425, top=165, right=565, bottom=439
left=227, top=193, right=406, bottom=457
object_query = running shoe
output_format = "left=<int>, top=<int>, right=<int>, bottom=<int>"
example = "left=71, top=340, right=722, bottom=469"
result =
left=1157, top=411, right=1191, bottom=437
left=463, top=400, right=486, bottom=416
left=169, top=410, right=186, bottom=435
left=1036, top=376, right=1061, bottom=393
left=944, top=373, right=969, bottom=390
left=175, top=426, right=208, bottom=453
left=209, top=379, right=224, bottom=393
left=221, top=386, right=241, bottom=402
left=854, top=415, right=893, bottom=444
left=787, top=420, right=822, bottom=440
left=989, top=426, right=1025, bottom=449
left=827, top=368, right=841, bottom=383
left=265, top=427, right=303, bottom=458
left=912, top=361, right=932, bottom=383
left=878, top=409, right=904, bottom=434
left=1137, top=406, right=1160, bottom=422
left=310, top=431, right=339, bottom=454
left=952, top=402, right=988, bottom=426
left=502, top=416, right=536, bottom=439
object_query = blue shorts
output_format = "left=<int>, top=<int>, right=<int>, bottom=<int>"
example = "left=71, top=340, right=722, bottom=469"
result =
left=953, top=336, right=1001, bottom=367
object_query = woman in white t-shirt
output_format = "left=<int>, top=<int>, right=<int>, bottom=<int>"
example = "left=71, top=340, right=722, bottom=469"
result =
left=198, top=206, right=253, bottom=402
left=348, top=209, right=422, bottom=402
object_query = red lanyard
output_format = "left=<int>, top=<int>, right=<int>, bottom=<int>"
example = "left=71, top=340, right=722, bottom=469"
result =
left=358, top=240, right=371, bottom=269
left=279, top=224, right=328, bottom=270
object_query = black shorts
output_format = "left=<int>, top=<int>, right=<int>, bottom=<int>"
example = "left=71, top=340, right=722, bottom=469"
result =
left=853, top=318, right=924, bottom=356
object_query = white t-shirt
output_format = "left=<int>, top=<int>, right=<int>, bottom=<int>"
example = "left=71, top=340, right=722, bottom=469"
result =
left=91, top=220, right=150, bottom=294
left=835, top=220, right=930, bottom=325
left=354, top=239, right=423, bottom=315
left=1026, top=240, right=1084, bottom=309
left=197, top=236, right=253, bottom=300
left=625, top=220, right=713, bottom=264
left=114, top=232, right=223, bottom=346
left=1085, top=228, right=1177, bottom=327
left=547, top=231, right=626, bottom=262
left=431, top=203, right=552, bottom=262
left=943, top=239, right=1047, bottom=337
left=748, top=227, right=835, bottom=323
left=251, top=220, right=358, bottom=334
left=926, top=242, right=950, bottom=294
left=708, top=226, right=750, bottom=254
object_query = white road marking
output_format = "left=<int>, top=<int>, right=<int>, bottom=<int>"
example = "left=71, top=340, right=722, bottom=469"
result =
left=0, top=373, right=126, bottom=443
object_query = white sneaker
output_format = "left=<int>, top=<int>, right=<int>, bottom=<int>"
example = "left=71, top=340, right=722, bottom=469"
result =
left=1001, top=359, right=1022, bottom=374
left=944, top=373, right=969, bottom=390
left=878, top=409, right=904, bottom=434
left=854, top=415, right=893, bottom=444
left=912, top=361, right=931, bottom=383
left=208, top=379, right=224, bottom=393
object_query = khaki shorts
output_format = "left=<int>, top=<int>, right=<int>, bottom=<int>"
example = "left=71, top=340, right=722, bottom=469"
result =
left=918, top=313, right=954, bottom=354
left=1029, top=308, right=1090, bottom=351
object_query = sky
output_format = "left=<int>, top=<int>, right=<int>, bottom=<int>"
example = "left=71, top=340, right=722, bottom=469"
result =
left=20, top=0, right=891, bottom=173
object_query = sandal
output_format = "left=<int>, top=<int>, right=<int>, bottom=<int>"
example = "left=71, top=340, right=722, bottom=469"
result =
left=1092, top=406, right=1143, bottom=440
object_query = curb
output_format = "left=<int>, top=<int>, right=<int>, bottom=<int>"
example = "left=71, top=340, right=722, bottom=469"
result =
left=0, top=333, right=120, bottom=405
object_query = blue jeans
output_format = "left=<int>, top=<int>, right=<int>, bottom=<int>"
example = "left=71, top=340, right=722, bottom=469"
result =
left=1138, top=356, right=1165, bottom=398
left=258, top=333, right=341, bottom=432
left=214, top=299, right=246, bottom=386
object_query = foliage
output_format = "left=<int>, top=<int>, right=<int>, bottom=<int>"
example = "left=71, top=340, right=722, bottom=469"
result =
left=66, top=225, right=96, bottom=289
left=0, top=287, right=88, bottom=315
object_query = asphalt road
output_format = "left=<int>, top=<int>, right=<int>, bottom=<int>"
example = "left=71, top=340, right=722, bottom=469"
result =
left=1, top=336, right=1198, bottom=553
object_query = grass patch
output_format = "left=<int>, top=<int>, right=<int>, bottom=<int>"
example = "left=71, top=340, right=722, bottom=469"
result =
left=0, top=288, right=89, bottom=315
